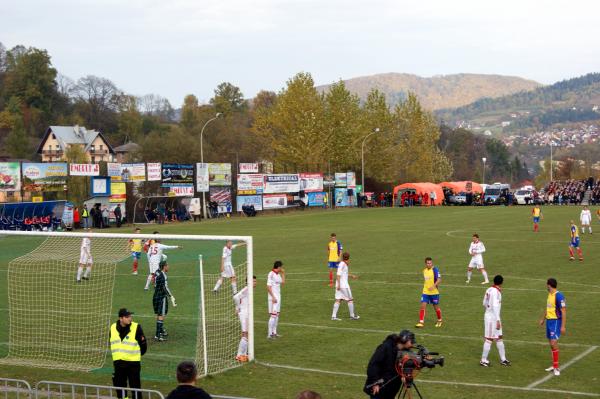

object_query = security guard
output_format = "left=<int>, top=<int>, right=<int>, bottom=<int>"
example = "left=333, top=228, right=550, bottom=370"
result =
left=110, top=308, right=147, bottom=399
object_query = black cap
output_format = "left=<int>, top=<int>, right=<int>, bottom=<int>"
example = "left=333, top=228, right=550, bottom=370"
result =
left=118, top=308, right=133, bottom=317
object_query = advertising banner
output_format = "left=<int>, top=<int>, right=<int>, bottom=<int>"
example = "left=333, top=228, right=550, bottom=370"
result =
left=110, top=182, right=127, bottom=203
left=263, top=174, right=299, bottom=194
left=239, top=163, right=259, bottom=173
left=335, top=172, right=347, bottom=187
left=237, top=173, right=264, bottom=194
left=263, top=193, right=288, bottom=209
left=307, top=191, right=327, bottom=207
left=120, top=163, right=146, bottom=182
left=107, top=163, right=122, bottom=180
left=323, top=173, right=335, bottom=187
left=62, top=202, right=74, bottom=227
left=196, top=163, right=209, bottom=192
left=334, top=187, right=357, bottom=207
left=236, top=195, right=263, bottom=211
left=208, top=163, right=232, bottom=186
left=161, top=163, right=194, bottom=187
left=22, top=163, right=67, bottom=192
left=346, top=171, right=356, bottom=188
left=299, top=173, right=323, bottom=192
left=0, top=162, right=21, bottom=191
left=169, top=186, right=194, bottom=197
left=146, top=163, right=162, bottom=181
left=209, top=187, right=232, bottom=213
left=91, top=177, right=111, bottom=196
left=69, top=163, right=100, bottom=176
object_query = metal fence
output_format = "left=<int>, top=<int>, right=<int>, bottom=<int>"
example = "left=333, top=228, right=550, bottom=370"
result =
left=0, top=378, right=32, bottom=399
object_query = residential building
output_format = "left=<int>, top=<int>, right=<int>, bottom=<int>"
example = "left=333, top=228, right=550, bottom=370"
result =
left=37, top=125, right=115, bottom=163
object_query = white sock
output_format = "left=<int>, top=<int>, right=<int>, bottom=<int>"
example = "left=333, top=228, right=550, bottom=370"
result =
left=496, top=340, right=506, bottom=361
left=231, top=282, right=237, bottom=294
left=590, top=226, right=593, bottom=233
left=273, top=316, right=279, bottom=335
left=332, top=302, right=340, bottom=318
left=268, top=316, right=276, bottom=336
left=84, top=266, right=92, bottom=278
left=467, top=271, right=472, bottom=281
left=76, top=266, right=83, bottom=281
left=145, top=274, right=152, bottom=289
left=582, top=227, right=585, bottom=233
left=348, top=302, right=355, bottom=317
left=481, top=340, right=492, bottom=361
left=237, top=336, right=248, bottom=356
left=482, top=270, right=489, bottom=282
left=213, top=279, right=223, bottom=292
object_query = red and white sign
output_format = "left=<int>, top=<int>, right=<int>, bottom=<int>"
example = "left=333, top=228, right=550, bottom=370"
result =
left=69, top=163, right=100, bottom=176
left=239, top=163, right=259, bottom=173
left=169, top=186, right=194, bottom=197
left=237, top=173, right=264, bottom=194
left=147, top=163, right=162, bottom=181
left=263, top=194, right=288, bottom=209
left=299, top=173, right=323, bottom=192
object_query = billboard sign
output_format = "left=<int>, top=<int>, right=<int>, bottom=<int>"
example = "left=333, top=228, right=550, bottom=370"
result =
left=208, top=163, right=232, bottom=186
left=263, top=174, right=299, bottom=194
left=236, top=195, right=263, bottom=211
left=299, top=173, right=323, bottom=192
left=237, top=173, right=264, bottom=194
left=239, top=163, right=259, bottom=173
left=263, top=193, right=288, bottom=209
left=0, top=162, right=21, bottom=192
left=22, top=163, right=68, bottom=192
left=161, top=163, right=194, bottom=187
left=146, top=163, right=162, bottom=181
left=195, top=163, right=209, bottom=192
left=69, top=163, right=100, bottom=176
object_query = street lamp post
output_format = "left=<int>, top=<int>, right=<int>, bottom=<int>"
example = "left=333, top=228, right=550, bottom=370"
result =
left=550, top=142, right=554, bottom=182
left=200, top=113, right=222, bottom=219
left=482, top=157, right=487, bottom=184
left=361, top=128, right=380, bottom=196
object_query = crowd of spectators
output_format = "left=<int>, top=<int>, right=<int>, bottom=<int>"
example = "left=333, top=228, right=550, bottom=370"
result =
left=543, top=178, right=597, bottom=205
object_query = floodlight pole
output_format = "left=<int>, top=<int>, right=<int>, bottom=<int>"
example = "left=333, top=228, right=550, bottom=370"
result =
left=361, top=128, right=379, bottom=195
left=550, top=142, right=553, bottom=182
left=482, top=157, right=487, bottom=185
left=200, top=113, right=222, bottom=220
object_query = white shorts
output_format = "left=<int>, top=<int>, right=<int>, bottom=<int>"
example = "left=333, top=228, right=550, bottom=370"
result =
left=268, top=296, right=281, bottom=314
left=335, top=287, right=353, bottom=301
left=79, top=254, right=92, bottom=264
left=581, top=218, right=591, bottom=225
left=469, top=256, right=484, bottom=269
left=149, top=261, right=159, bottom=274
left=238, top=311, right=248, bottom=332
left=221, top=264, right=235, bottom=278
left=484, top=314, right=502, bottom=339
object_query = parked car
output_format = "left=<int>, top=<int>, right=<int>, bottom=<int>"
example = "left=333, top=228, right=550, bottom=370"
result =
left=514, top=190, right=533, bottom=205
left=448, top=192, right=468, bottom=205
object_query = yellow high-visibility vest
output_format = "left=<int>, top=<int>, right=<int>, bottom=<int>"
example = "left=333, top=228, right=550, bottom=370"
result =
left=110, top=322, right=141, bottom=362
left=82, top=209, right=89, bottom=218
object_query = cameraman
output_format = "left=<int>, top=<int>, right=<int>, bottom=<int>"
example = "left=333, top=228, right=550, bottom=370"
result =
left=364, top=330, right=415, bottom=399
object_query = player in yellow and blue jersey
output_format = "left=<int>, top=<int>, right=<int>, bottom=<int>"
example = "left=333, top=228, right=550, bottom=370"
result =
left=128, top=227, right=143, bottom=275
left=532, top=206, right=543, bottom=232
left=326, top=233, right=343, bottom=287
left=539, top=278, right=566, bottom=376
left=416, top=257, right=442, bottom=328
left=568, top=220, right=583, bottom=261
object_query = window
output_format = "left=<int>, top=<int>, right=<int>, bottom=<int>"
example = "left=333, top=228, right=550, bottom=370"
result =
left=100, top=144, right=104, bottom=150
left=91, top=156, right=96, bottom=163
left=56, top=145, right=60, bottom=150
left=90, top=145, right=95, bottom=152
left=51, top=133, right=56, bottom=139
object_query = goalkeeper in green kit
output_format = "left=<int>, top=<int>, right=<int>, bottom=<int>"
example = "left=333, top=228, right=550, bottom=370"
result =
left=153, top=255, right=176, bottom=341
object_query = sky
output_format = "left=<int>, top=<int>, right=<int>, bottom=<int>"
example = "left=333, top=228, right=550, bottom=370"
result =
left=2, top=0, right=600, bottom=107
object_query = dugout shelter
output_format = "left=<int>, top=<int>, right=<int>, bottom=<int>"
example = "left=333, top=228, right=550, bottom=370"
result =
left=392, top=182, right=444, bottom=206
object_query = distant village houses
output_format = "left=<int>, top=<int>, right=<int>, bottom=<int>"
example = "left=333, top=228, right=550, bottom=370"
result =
left=37, top=125, right=115, bottom=163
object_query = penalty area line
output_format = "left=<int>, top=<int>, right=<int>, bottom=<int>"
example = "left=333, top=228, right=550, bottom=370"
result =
left=526, top=345, right=598, bottom=389
left=256, top=361, right=600, bottom=397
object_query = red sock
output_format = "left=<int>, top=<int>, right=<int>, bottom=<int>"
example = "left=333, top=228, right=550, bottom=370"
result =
left=435, top=308, right=442, bottom=321
left=419, top=309, right=425, bottom=323
left=577, top=248, right=583, bottom=259
left=133, top=260, right=138, bottom=272
left=569, top=248, right=574, bottom=257
left=552, top=348, right=559, bottom=369
left=329, top=270, right=333, bottom=284
left=534, top=224, right=538, bottom=232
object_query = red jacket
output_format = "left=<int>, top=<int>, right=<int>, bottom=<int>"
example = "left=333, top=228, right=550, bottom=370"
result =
left=74, top=209, right=80, bottom=223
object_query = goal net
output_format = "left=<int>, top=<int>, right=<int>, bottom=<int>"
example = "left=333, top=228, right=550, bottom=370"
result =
left=0, top=230, right=253, bottom=379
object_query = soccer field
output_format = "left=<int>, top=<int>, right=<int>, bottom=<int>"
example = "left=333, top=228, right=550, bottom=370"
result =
left=1, top=206, right=599, bottom=398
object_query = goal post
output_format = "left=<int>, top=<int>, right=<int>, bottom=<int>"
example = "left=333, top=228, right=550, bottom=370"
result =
left=0, top=230, right=253, bottom=378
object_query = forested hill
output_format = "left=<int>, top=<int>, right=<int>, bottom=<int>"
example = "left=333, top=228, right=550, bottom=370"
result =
left=436, top=73, right=600, bottom=127
left=316, top=73, right=540, bottom=110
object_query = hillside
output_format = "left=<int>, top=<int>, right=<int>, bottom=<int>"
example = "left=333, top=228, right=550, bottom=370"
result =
left=437, top=73, right=600, bottom=129
left=316, top=73, right=540, bottom=110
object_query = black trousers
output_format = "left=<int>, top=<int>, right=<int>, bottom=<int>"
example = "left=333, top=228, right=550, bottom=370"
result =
left=113, top=360, right=141, bottom=399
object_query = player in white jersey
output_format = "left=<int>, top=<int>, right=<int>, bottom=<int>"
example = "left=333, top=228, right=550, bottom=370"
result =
left=466, top=233, right=489, bottom=284
left=213, top=241, right=246, bottom=294
left=76, top=229, right=93, bottom=282
left=267, top=260, right=285, bottom=339
left=234, top=275, right=257, bottom=362
left=480, top=275, right=510, bottom=367
left=145, top=239, right=181, bottom=290
left=580, top=206, right=592, bottom=234
left=331, top=252, right=360, bottom=321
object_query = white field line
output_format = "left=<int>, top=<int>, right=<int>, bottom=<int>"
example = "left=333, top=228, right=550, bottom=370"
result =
left=445, top=229, right=584, bottom=244
left=526, top=345, right=599, bottom=389
left=256, top=361, right=600, bottom=397
left=277, top=321, right=592, bottom=348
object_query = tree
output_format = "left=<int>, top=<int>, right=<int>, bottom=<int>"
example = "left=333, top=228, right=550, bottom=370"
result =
left=210, top=82, right=247, bottom=115
left=180, top=94, right=200, bottom=133
left=64, top=145, right=90, bottom=206
left=72, top=75, right=120, bottom=132
left=5, top=117, right=32, bottom=159
left=117, top=95, right=143, bottom=144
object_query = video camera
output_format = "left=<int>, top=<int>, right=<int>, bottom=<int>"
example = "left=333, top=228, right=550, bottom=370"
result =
left=396, top=344, right=444, bottom=382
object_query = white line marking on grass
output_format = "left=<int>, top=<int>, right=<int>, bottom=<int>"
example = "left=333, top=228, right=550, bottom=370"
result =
left=256, top=361, right=600, bottom=397
left=526, top=345, right=598, bottom=389
left=278, top=321, right=592, bottom=347
left=445, top=229, right=570, bottom=243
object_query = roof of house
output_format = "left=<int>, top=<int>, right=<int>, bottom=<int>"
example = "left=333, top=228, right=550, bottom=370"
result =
left=37, top=125, right=115, bottom=154
left=113, top=142, right=141, bottom=153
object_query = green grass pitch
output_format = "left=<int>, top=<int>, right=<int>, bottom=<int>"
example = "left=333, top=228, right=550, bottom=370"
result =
left=0, top=206, right=599, bottom=398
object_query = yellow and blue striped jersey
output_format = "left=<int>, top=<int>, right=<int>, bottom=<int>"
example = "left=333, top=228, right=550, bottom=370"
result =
left=422, top=267, right=440, bottom=295
left=570, top=225, right=579, bottom=239
left=546, top=291, right=566, bottom=320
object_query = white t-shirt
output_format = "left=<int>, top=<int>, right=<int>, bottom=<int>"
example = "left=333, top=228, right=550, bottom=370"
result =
left=483, top=286, right=502, bottom=320
left=148, top=243, right=179, bottom=266
left=267, top=270, right=283, bottom=298
left=222, top=246, right=233, bottom=266
left=234, top=286, right=249, bottom=313
left=80, top=238, right=91, bottom=256
left=581, top=209, right=592, bottom=222
left=469, top=241, right=486, bottom=259
left=337, top=261, right=350, bottom=289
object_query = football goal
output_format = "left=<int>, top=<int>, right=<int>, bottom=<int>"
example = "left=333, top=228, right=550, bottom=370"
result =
left=0, top=230, right=253, bottom=379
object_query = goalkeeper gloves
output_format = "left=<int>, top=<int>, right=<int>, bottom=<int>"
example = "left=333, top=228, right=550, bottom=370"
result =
left=170, top=296, right=177, bottom=307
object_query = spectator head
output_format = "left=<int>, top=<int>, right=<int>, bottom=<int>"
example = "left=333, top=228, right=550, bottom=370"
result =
left=296, top=391, right=322, bottom=399
left=176, top=361, right=198, bottom=384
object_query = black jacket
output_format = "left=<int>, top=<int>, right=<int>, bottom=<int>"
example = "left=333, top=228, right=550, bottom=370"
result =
left=364, top=334, right=400, bottom=398
left=166, top=385, right=212, bottom=399
left=114, top=321, right=147, bottom=356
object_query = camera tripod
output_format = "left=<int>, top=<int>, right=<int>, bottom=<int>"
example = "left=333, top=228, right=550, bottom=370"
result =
left=398, top=378, right=424, bottom=399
